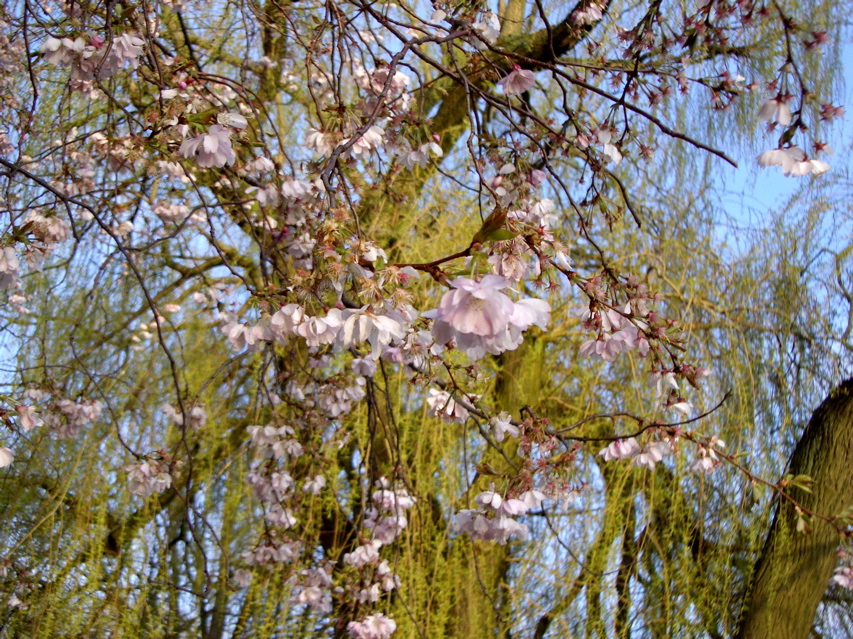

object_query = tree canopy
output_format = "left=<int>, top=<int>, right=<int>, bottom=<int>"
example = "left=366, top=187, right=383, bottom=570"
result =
left=0, top=0, right=852, bottom=636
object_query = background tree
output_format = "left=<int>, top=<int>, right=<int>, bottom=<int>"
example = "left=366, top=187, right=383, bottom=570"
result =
left=0, top=0, right=850, bottom=636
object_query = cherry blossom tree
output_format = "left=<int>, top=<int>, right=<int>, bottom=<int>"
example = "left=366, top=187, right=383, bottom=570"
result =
left=0, top=0, right=851, bottom=636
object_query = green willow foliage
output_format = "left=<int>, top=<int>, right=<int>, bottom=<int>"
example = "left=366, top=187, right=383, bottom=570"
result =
left=0, top=0, right=850, bottom=636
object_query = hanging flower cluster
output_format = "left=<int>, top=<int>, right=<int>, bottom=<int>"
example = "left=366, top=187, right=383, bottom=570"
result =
left=427, top=275, right=550, bottom=360
left=455, top=486, right=546, bottom=545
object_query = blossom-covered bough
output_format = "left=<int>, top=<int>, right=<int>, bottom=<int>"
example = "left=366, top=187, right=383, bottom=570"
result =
left=0, top=0, right=851, bottom=635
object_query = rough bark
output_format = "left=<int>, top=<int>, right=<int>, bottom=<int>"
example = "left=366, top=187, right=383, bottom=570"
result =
left=735, top=378, right=853, bottom=639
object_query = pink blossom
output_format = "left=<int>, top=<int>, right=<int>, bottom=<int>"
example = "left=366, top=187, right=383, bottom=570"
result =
left=474, top=489, right=503, bottom=510
left=179, top=125, right=236, bottom=168
left=343, top=540, right=381, bottom=568
left=232, top=569, right=252, bottom=588
left=599, top=438, right=641, bottom=461
left=527, top=169, right=546, bottom=187
left=497, top=498, right=529, bottom=517
left=689, top=439, right=723, bottom=474
left=428, top=275, right=550, bottom=359
left=758, top=145, right=831, bottom=177
left=126, top=460, right=172, bottom=496
left=831, top=567, right=853, bottom=589
left=347, top=613, right=397, bottom=639
left=110, top=33, right=145, bottom=67
left=689, top=456, right=716, bottom=473
left=402, top=142, right=443, bottom=169
left=372, top=487, right=416, bottom=514
left=294, top=310, right=342, bottom=347
left=366, top=513, right=408, bottom=544
left=356, top=67, right=410, bottom=94
left=270, top=304, right=305, bottom=338
left=820, top=104, right=846, bottom=121
left=433, top=275, right=515, bottom=337
left=303, top=475, right=326, bottom=494
left=454, top=509, right=529, bottom=544
left=572, top=2, right=603, bottom=25
left=16, top=405, right=42, bottom=431
left=40, top=37, right=86, bottom=66
left=265, top=504, right=296, bottom=528
left=579, top=334, right=626, bottom=361
left=518, top=490, right=546, bottom=510
left=281, top=179, right=313, bottom=200
left=339, top=307, right=407, bottom=359
left=0, top=247, right=19, bottom=274
left=498, top=68, right=536, bottom=96
left=633, top=441, right=671, bottom=470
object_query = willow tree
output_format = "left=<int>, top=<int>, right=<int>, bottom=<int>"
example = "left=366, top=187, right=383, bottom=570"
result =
left=0, top=0, right=850, bottom=636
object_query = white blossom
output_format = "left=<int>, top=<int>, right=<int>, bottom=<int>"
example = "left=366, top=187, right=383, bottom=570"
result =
left=217, top=112, right=248, bottom=129
left=472, top=12, right=501, bottom=45
left=595, top=129, right=622, bottom=164
left=305, top=128, right=334, bottom=156
left=757, top=146, right=830, bottom=177
left=304, top=475, right=326, bottom=494
left=490, top=412, right=519, bottom=442
left=757, top=97, right=792, bottom=125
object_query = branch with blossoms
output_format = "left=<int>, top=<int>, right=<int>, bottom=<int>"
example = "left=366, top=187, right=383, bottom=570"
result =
left=0, top=0, right=847, bottom=634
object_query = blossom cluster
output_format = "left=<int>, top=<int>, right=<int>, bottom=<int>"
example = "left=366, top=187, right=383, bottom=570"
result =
left=11, top=389, right=102, bottom=440
left=125, top=459, right=173, bottom=497
left=579, top=304, right=649, bottom=362
left=455, top=486, right=546, bottom=545
left=341, top=480, right=415, bottom=637
left=427, top=275, right=550, bottom=360
left=40, top=33, right=145, bottom=91
left=0, top=389, right=104, bottom=472
left=598, top=432, right=725, bottom=474
left=222, top=301, right=414, bottom=364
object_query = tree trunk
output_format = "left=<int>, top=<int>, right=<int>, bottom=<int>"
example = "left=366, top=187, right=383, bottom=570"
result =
left=735, top=378, right=853, bottom=639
